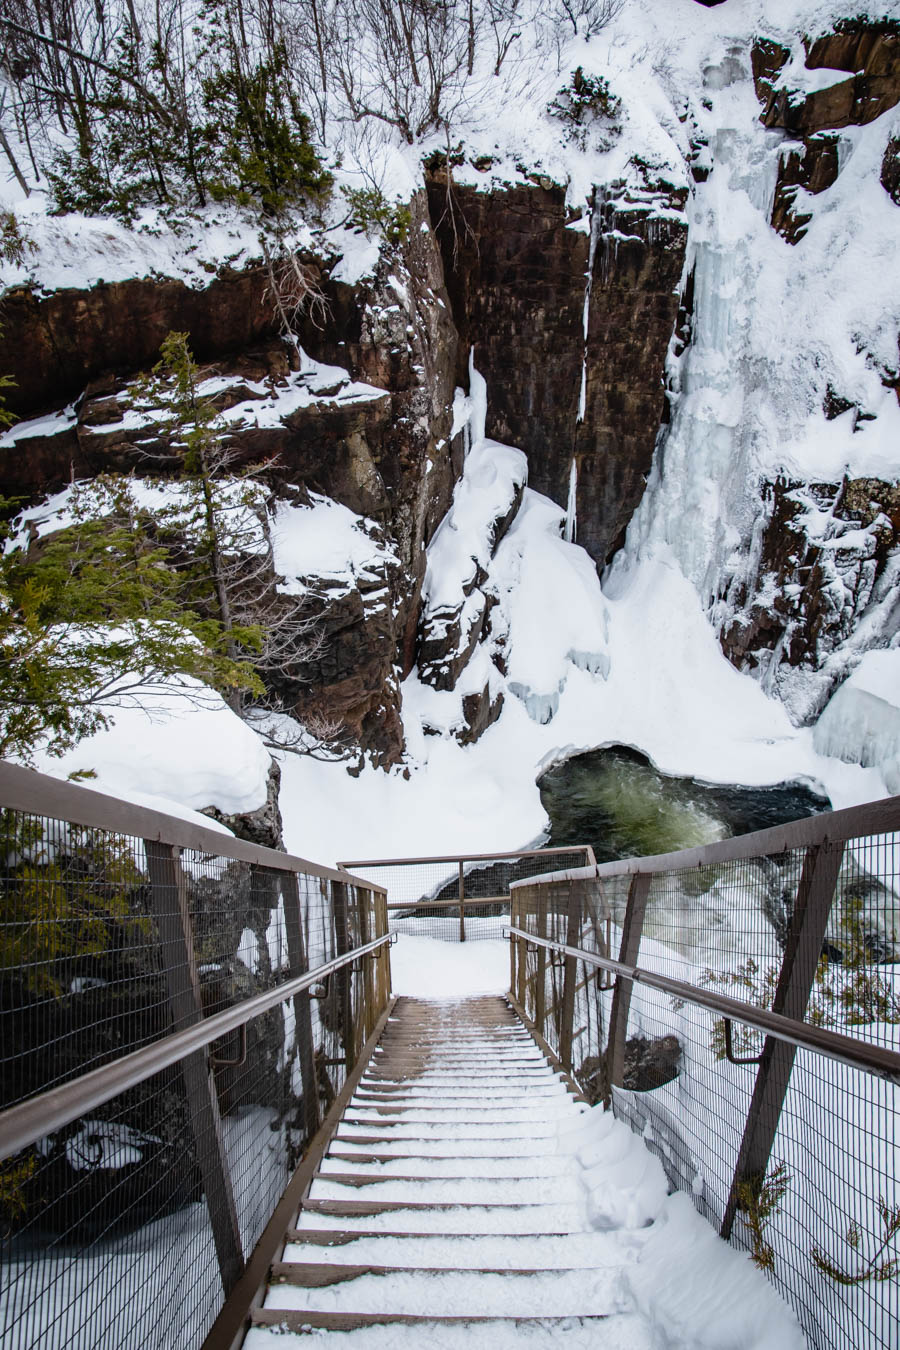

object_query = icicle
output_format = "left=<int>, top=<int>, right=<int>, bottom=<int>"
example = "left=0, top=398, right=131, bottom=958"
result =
left=468, top=348, right=488, bottom=449
left=565, top=457, right=578, bottom=544
left=577, top=194, right=602, bottom=425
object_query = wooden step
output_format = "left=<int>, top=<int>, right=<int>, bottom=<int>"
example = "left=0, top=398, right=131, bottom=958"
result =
left=325, top=1151, right=559, bottom=1165
left=251, top=993, right=604, bottom=1340
left=301, top=1198, right=553, bottom=1216
left=311, top=1172, right=554, bottom=1188
left=284, top=1227, right=574, bottom=1244
left=251, top=1308, right=610, bottom=1331
left=271, top=1261, right=551, bottom=1285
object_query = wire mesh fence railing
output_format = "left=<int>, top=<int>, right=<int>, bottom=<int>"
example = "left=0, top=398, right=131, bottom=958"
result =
left=337, top=847, right=596, bottom=942
left=509, top=796, right=900, bottom=1350
left=0, top=762, right=392, bottom=1350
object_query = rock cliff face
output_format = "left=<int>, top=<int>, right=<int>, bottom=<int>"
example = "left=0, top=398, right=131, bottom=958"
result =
left=424, top=174, right=687, bottom=566
left=7, top=17, right=897, bottom=769
left=2, top=168, right=693, bottom=761
left=755, top=20, right=900, bottom=242
left=0, top=191, right=460, bottom=767
left=721, top=477, right=900, bottom=722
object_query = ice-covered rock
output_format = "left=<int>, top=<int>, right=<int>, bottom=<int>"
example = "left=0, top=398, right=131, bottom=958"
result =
left=417, top=435, right=527, bottom=692
left=415, top=392, right=611, bottom=734
left=492, top=491, right=610, bottom=724
left=814, top=648, right=900, bottom=791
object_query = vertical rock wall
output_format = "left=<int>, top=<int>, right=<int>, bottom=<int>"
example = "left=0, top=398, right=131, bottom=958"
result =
left=425, top=173, right=687, bottom=567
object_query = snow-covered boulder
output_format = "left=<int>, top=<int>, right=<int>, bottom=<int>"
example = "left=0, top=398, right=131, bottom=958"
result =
left=492, top=491, right=610, bottom=724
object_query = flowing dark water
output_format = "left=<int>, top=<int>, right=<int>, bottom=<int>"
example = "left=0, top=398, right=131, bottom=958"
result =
left=538, top=745, right=831, bottom=862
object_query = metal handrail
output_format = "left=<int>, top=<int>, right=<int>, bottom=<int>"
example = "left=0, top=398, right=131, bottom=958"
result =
left=0, top=761, right=386, bottom=892
left=0, top=932, right=394, bottom=1164
left=338, top=845, right=596, bottom=868
left=507, top=926, right=900, bottom=1085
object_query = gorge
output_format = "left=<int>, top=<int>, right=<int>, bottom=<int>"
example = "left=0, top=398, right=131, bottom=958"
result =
left=1, top=0, right=899, bottom=867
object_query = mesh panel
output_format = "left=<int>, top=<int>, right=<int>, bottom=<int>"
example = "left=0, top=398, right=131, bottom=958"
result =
left=349, top=850, right=593, bottom=942
left=511, top=829, right=900, bottom=1350
left=0, top=806, right=390, bottom=1350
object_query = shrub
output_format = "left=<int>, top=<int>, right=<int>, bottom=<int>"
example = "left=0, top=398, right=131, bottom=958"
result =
left=735, top=1162, right=792, bottom=1271
left=812, top=1198, right=900, bottom=1285
left=341, top=185, right=411, bottom=245
left=547, top=67, right=622, bottom=150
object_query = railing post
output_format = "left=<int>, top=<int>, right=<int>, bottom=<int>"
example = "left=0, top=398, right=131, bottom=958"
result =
left=606, top=872, right=652, bottom=1092
left=515, top=888, right=527, bottom=1009
left=509, top=886, right=517, bottom=998
left=458, top=861, right=466, bottom=942
left=534, top=885, right=548, bottom=1037
left=144, top=841, right=244, bottom=1295
left=358, top=888, right=376, bottom=1043
left=559, top=881, right=584, bottom=1073
left=374, top=888, right=391, bottom=1008
left=281, top=870, right=320, bottom=1145
left=721, top=840, right=845, bottom=1238
left=331, top=879, right=354, bottom=1073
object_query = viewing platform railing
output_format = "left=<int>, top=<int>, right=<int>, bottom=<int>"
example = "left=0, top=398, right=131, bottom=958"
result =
left=0, top=762, right=392, bottom=1350
left=4, top=756, right=900, bottom=1350
left=338, top=845, right=596, bottom=942
left=509, top=794, right=900, bottom=1350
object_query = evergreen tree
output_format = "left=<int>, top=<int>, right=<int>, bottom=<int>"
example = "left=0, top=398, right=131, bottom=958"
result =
left=0, top=475, right=263, bottom=762
left=129, top=331, right=319, bottom=714
left=201, top=39, right=332, bottom=216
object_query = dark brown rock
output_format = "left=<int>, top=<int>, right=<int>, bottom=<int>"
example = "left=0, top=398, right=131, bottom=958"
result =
left=201, top=759, right=284, bottom=850
left=0, top=191, right=463, bottom=767
left=0, top=266, right=279, bottom=418
left=751, top=38, right=790, bottom=105
left=805, top=21, right=900, bottom=77
left=721, top=476, right=900, bottom=717
left=269, top=567, right=407, bottom=769
left=415, top=469, right=523, bottom=693
left=622, top=1035, right=682, bottom=1091
left=882, top=135, right=900, bottom=204
left=757, top=23, right=900, bottom=243
left=761, top=22, right=900, bottom=137
left=763, top=73, right=899, bottom=135
left=771, top=134, right=840, bottom=243
left=577, top=1035, right=682, bottom=1104
left=1, top=191, right=459, bottom=570
left=459, top=681, right=504, bottom=745
left=425, top=176, right=686, bottom=566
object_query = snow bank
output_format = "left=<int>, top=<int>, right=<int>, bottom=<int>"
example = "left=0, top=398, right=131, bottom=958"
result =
left=0, top=196, right=314, bottom=293
left=272, top=493, right=398, bottom=595
left=423, top=438, right=527, bottom=616
left=31, top=679, right=271, bottom=820
left=814, top=649, right=900, bottom=793
left=628, top=1192, right=806, bottom=1350
left=493, top=491, right=610, bottom=723
left=280, top=537, right=884, bottom=869
left=389, top=935, right=509, bottom=998
left=558, top=1107, right=669, bottom=1232
left=551, top=1104, right=805, bottom=1349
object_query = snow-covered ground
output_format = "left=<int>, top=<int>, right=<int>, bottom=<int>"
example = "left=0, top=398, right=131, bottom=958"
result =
left=275, top=386, right=887, bottom=871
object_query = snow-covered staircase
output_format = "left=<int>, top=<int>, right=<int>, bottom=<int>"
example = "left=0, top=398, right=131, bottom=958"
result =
left=244, top=996, right=638, bottom=1345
